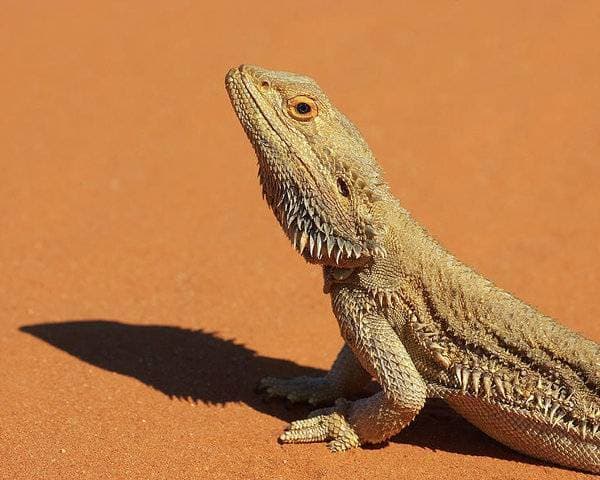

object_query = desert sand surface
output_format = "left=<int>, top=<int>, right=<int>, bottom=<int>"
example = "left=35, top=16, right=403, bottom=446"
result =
left=2, top=2, right=600, bottom=479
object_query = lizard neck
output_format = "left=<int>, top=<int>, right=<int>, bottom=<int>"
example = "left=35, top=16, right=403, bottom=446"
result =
left=377, top=200, right=497, bottom=322
left=348, top=196, right=502, bottom=324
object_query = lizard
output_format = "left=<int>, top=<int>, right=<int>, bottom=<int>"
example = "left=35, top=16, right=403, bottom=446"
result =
left=224, top=64, right=600, bottom=474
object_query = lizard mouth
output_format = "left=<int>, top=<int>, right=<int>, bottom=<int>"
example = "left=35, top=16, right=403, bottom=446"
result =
left=225, top=66, right=376, bottom=266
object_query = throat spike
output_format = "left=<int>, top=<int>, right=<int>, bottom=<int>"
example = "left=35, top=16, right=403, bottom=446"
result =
left=299, top=232, right=308, bottom=254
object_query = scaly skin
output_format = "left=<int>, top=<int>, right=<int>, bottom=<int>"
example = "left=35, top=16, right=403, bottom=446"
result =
left=225, top=65, right=600, bottom=473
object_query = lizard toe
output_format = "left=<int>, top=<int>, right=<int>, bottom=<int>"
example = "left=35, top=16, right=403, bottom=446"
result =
left=280, top=410, right=360, bottom=450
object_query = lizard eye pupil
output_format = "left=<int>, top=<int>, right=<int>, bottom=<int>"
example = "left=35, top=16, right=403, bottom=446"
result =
left=337, top=178, right=350, bottom=197
left=296, top=102, right=311, bottom=114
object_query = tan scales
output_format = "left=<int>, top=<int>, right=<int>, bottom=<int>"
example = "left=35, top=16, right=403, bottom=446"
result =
left=225, top=64, right=600, bottom=474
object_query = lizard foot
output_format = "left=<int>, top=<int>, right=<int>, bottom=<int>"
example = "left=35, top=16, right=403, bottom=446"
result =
left=279, top=399, right=360, bottom=451
left=258, top=376, right=341, bottom=406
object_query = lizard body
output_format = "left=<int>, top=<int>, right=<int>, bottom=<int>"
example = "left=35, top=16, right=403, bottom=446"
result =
left=225, top=65, right=600, bottom=473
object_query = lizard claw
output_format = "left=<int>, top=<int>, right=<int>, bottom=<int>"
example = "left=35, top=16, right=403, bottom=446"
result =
left=279, top=399, right=360, bottom=451
left=256, top=375, right=340, bottom=405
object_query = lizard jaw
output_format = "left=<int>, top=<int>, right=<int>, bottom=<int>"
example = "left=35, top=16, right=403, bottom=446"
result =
left=226, top=66, right=385, bottom=267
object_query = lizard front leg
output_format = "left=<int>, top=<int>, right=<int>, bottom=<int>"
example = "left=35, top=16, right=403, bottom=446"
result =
left=280, top=313, right=427, bottom=450
left=258, top=343, right=371, bottom=405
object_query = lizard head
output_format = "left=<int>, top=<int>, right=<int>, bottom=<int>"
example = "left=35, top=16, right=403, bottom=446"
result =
left=225, top=65, right=389, bottom=267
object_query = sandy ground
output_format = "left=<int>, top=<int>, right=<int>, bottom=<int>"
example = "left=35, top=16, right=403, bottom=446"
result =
left=2, top=2, right=600, bottom=479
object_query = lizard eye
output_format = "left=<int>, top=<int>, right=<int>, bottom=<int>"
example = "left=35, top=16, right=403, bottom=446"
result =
left=287, top=96, right=318, bottom=121
left=337, top=178, right=350, bottom=197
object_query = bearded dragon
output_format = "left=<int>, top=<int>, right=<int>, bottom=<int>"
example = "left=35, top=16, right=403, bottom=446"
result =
left=224, top=64, right=600, bottom=473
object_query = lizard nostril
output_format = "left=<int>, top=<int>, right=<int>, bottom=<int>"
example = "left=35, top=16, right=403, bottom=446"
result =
left=260, top=80, right=270, bottom=90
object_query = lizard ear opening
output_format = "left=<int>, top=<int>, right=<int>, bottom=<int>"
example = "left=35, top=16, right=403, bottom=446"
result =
left=337, top=178, right=350, bottom=197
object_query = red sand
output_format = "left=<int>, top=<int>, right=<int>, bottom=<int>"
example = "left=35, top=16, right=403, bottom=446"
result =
left=2, top=2, right=600, bottom=479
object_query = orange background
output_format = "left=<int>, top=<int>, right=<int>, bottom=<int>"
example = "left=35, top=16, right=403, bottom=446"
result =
left=2, top=2, right=599, bottom=479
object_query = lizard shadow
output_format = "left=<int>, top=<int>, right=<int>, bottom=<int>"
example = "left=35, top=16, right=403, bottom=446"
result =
left=19, top=319, right=319, bottom=423
left=20, top=319, right=545, bottom=467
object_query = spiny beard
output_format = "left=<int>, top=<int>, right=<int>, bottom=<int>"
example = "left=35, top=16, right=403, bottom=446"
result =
left=257, top=161, right=366, bottom=264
